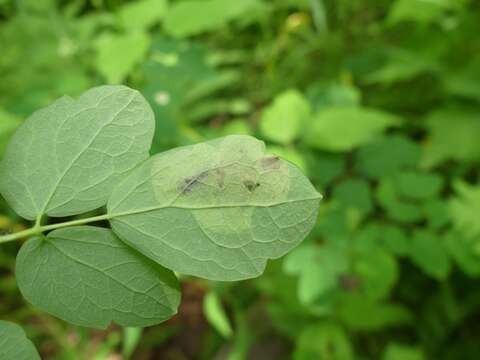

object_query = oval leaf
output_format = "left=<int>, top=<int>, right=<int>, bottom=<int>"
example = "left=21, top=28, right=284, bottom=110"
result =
left=0, top=85, right=154, bottom=220
left=16, top=226, right=180, bottom=329
left=0, top=321, right=40, bottom=360
left=108, top=135, right=321, bottom=281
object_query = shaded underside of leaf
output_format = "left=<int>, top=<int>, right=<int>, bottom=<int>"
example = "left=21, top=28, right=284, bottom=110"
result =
left=16, top=226, right=180, bottom=329
left=0, top=321, right=40, bottom=360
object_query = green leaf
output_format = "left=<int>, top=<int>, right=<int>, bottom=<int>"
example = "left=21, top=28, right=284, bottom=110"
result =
left=164, top=0, right=260, bottom=38
left=95, top=31, right=151, bottom=84
left=307, top=82, right=361, bottom=112
left=422, top=109, right=480, bottom=168
left=383, top=343, right=425, bottom=360
left=203, top=292, right=233, bottom=338
left=449, top=181, right=480, bottom=238
left=338, top=294, right=412, bottom=331
left=0, top=321, right=40, bottom=360
left=16, top=226, right=180, bottom=329
left=445, top=232, right=480, bottom=277
left=376, top=179, right=424, bottom=223
left=117, top=0, right=168, bottom=31
left=394, top=171, right=444, bottom=200
left=387, top=0, right=455, bottom=24
left=267, top=145, right=308, bottom=173
left=259, top=90, right=311, bottom=145
left=0, top=85, right=154, bottom=221
left=333, top=179, right=373, bottom=214
left=108, top=135, right=321, bottom=281
left=294, top=323, right=354, bottom=360
left=304, top=107, right=401, bottom=151
left=284, top=244, right=348, bottom=304
left=410, top=230, right=451, bottom=280
left=379, top=224, right=409, bottom=256
left=354, top=248, right=398, bottom=300
left=355, top=135, right=420, bottom=179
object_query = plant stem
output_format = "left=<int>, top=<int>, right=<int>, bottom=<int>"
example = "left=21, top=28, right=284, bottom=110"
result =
left=0, top=214, right=111, bottom=245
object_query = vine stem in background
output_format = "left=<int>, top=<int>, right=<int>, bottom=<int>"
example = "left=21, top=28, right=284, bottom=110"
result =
left=0, top=214, right=111, bottom=244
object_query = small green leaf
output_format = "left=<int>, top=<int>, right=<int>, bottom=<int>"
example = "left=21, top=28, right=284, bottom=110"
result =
left=203, top=292, right=233, bottom=338
left=0, top=85, right=154, bottom=221
left=95, top=31, right=151, bottom=84
left=0, top=321, right=40, bottom=360
left=333, top=179, right=373, bottom=214
left=294, top=323, right=354, bottom=360
left=394, top=171, right=444, bottom=200
left=445, top=232, right=480, bottom=277
left=383, top=343, right=425, bottom=360
left=449, top=181, right=480, bottom=238
left=410, top=230, right=451, bottom=280
left=422, top=109, right=480, bottom=168
left=355, top=135, right=420, bottom=179
left=304, top=107, right=401, bottom=151
left=164, top=0, right=260, bottom=38
left=117, top=0, right=168, bottom=31
left=260, top=90, right=311, bottom=145
left=16, top=227, right=180, bottom=329
left=388, top=0, right=454, bottom=24
left=108, top=135, right=321, bottom=281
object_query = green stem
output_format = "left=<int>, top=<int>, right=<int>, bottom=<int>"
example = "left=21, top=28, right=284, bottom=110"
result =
left=0, top=214, right=111, bottom=245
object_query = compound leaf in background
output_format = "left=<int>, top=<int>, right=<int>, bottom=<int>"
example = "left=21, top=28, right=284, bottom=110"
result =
left=94, top=31, right=151, bottom=84
left=0, top=321, right=40, bottom=360
left=0, top=85, right=154, bottom=220
left=422, top=109, right=480, bottom=168
left=355, top=134, right=420, bottom=179
left=260, top=90, right=311, bottom=145
left=108, top=135, right=321, bottom=281
left=294, top=323, right=354, bottom=360
left=449, top=181, right=480, bottom=238
left=116, top=0, right=168, bottom=31
left=410, top=230, right=451, bottom=280
left=16, top=227, right=180, bottom=329
left=164, top=0, right=260, bottom=38
left=304, top=107, right=401, bottom=151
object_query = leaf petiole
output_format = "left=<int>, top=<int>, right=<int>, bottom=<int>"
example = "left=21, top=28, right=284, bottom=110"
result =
left=0, top=214, right=112, bottom=244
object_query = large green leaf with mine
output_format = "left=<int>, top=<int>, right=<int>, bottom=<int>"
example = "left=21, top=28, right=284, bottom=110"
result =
left=0, top=321, right=40, bottom=360
left=108, top=135, right=321, bottom=281
left=0, top=85, right=154, bottom=220
left=16, top=227, right=180, bottom=329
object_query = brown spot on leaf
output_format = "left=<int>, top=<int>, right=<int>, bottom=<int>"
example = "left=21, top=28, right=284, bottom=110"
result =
left=244, top=179, right=260, bottom=192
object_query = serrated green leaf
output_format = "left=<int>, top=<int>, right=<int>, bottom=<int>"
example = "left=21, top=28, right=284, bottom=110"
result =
left=95, top=31, right=151, bottom=84
left=16, top=226, right=180, bottom=329
left=259, top=90, right=311, bottom=145
left=304, top=107, right=401, bottom=151
left=0, top=321, right=40, bottom=360
left=355, top=135, right=420, bottom=179
left=410, top=230, right=451, bottom=280
left=0, top=85, right=154, bottom=221
left=164, top=0, right=260, bottom=38
left=108, top=135, right=321, bottom=281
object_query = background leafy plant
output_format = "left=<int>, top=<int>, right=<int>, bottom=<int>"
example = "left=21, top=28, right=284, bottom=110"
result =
left=1, top=0, right=480, bottom=359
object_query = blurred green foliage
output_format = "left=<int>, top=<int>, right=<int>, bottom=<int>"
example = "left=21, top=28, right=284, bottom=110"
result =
left=1, top=0, right=480, bottom=359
